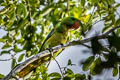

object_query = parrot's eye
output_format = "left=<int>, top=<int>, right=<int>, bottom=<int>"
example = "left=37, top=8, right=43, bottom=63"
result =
left=71, top=18, right=75, bottom=20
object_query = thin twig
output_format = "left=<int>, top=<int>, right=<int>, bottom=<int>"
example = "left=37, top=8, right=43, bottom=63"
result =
left=92, top=19, right=104, bottom=26
left=46, top=50, right=64, bottom=78
left=0, top=53, right=16, bottom=61
left=0, top=58, right=12, bottom=61
left=52, top=56, right=64, bottom=79
left=104, top=26, right=120, bottom=35
left=46, top=60, right=51, bottom=68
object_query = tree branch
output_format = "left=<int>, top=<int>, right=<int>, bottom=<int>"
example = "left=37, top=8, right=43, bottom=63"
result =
left=1, top=25, right=120, bottom=80
left=0, top=58, right=12, bottom=61
left=0, top=54, right=16, bottom=61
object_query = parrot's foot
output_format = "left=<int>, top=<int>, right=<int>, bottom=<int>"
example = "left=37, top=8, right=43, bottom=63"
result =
left=46, top=48, right=53, bottom=53
left=60, top=43, right=64, bottom=46
left=46, top=48, right=54, bottom=58
left=46, top=48, right=53, bottom=68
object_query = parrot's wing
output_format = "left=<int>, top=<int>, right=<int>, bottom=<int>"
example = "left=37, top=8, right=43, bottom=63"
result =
left=39, top=29, right=54, bottom=52
left=57, top=37, right=69, bottom=56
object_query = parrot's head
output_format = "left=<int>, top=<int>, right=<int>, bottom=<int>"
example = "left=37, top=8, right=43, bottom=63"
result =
left=61, top=16, right=80, bottom=30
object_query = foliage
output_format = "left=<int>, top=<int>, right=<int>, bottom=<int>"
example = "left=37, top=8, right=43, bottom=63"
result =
left=0, top=0, right=120, bottom=79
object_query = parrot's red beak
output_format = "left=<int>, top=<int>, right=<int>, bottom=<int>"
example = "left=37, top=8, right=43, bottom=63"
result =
left=73, top=21, right=79, bottom=29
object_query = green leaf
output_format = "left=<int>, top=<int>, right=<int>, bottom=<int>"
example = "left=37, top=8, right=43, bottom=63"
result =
left=0, top=7, right=8, bottom=15
left=90, top=57, right=102, bottom=75
left=63, top=76, right=71, bottom=80
left=116, top=28, right=120, bottom=36
left=11, top=58, right=17, bottom=69
left=112, top=67, right=118, bottom=77
left=1, top=50, right=9, bottom=54
left=14, top=45, right=22, bottom=52
left=16, top=37, right=24, bottom=43
left=14, top=31, right=20, bottom=38
left=0, top=38, right=5, bottom=43
left=18, top=54, right=24, bottom=62
left=82, top=56, right=95, bottom=71
left=2, top=35, right=9, bottom=39
left=2, top=43, right=11, bottom=49
left=115, top=3, right=120, bottom=8
left=51, top=78, right=61, bottom=80
left=91, top=37, right=103, bottom=54
left=80, top=0, right=85, bottom=6
left=26, top=51, right=32, bottom=57
left=17, top=18, right=26, bottom=28
left=0, top=74, right=4, bottom=79
left=108, top=35, right=120, bottom=51
left=107, top=0, right=115, bottom=4
left=116, top=18, right=120, bottom=26
left=65, top=68, right=74, bottom=78
left=41, top=73, right=49, bottom=80
left=89, top=0, right=99, bottom=4
left=2, top=35, right=13, bottom=43
left=67, top=59, right=72, bottom=66
left=16, top=3, right=27, bottom=19
left=75, top=74, right=86, bottom=80
left=102, top=25, right=111, bottom=33
left=28, top=0, right=40, bottom=6
left=38, top=5, right=53, bottom=17
left=0, top=0, right=4, bottom=4
left=7, top=9, right=16, bottom=27
left=40, top=65, right=47, bottom=74
left=49, top=72, right=61, bottom=79
left=83, top=14, right=91, bottom=23
left=17, top=4, right=22, bottom=17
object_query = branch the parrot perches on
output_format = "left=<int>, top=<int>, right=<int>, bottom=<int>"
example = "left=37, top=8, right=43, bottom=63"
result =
left=17, top=16, right=80, bottom=78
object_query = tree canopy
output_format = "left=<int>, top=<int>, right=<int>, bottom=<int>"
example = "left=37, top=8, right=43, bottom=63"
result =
left=0, top=0, right=120, bottom=80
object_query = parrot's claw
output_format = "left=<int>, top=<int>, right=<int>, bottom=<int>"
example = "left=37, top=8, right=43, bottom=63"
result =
left=46, top=48, right=53, bottom=61
left=60, top=43, right=64, bottom=46
left=46, top=48, right=54, bottom=57
left=46, top=48, right=53, bottom=53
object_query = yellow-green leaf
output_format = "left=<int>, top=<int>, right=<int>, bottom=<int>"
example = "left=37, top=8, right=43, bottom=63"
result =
left=49, top=72, right=61, bottom=78
left=2, top=43, right=11, bottom=49
left=82, top=56, right=95, bottom=71
left=0, top=74, right=4, bottom=79
left=0, top=38, right=5, bottom=43
left=18, top=54, right=24, bottom=62
left=89, top=0, right=99, bottom=4
left=112, top=67, right=118, bottom=77
left=83, top=14, right=91, bottom=23
left=12, top=58, right=16, bottom=69
left=16, top=3, right=27, bottom=19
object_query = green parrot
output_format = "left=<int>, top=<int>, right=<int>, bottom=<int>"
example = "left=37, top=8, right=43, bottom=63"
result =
left=17, top=16, right=80, bottom=78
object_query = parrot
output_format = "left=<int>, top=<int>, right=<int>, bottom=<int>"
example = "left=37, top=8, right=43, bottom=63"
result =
left=17, top=16, right=80, bottom=78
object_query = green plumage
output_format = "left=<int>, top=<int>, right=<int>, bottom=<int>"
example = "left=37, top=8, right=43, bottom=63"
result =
left=17, top=16, right=80, bottom=78
left=40, top=24, right=69, bottom=57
